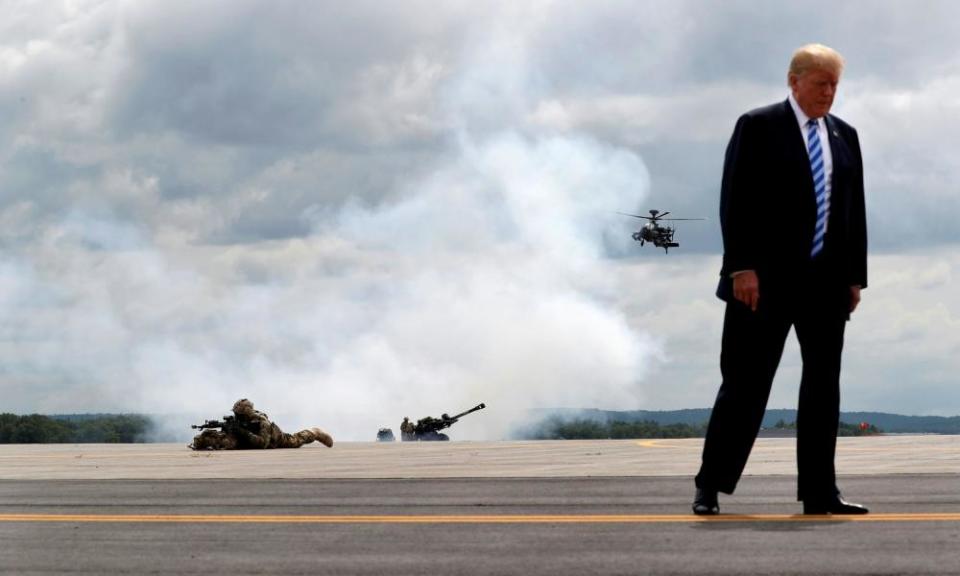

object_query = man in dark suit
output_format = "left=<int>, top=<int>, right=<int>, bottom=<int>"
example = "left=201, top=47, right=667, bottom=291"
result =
left=693, top=44, right=868, bottom=516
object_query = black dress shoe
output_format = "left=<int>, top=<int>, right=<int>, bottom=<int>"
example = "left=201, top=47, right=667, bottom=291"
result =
left=803, top=495, right=869, bottom=515
left=692, top=488, right=719, bottom=515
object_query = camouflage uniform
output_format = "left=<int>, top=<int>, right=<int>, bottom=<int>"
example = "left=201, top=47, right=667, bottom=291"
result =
left=191, top=429, right=240, bottom=450
left=399, top=417, right=416, bottom=441
left=190, top=399, right=333, bottom=450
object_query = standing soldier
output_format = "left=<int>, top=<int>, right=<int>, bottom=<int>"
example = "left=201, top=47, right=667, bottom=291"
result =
left=399, top=417, right=416, bottom=441
left=190, top=398, right=334, bottom=450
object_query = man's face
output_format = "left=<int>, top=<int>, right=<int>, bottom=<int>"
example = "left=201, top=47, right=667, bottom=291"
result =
left=790, top=68, right=840, bottom=119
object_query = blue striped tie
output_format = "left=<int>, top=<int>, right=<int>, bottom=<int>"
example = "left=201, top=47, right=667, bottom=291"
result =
left=807, top=119, right=828, bottom=258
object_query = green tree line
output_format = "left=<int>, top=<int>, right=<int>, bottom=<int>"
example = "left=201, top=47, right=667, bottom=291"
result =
left=774, top=419, right=882, bottom=436
left=523, top=417, right=708, bottom=440
left=0, top=414, right=151, bottom=443
left=523, top=417, right=883, bottom=440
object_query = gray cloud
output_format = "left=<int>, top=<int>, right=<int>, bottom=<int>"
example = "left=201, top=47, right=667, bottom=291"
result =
left=2, top=0, right=960, bottom=437
left=1, top=1, right=658, bottom=440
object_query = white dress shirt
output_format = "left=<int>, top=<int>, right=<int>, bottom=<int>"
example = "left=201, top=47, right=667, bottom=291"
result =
left=730, top=95, right=834, bottom=278
left=788, top=92, right=833, bottom=228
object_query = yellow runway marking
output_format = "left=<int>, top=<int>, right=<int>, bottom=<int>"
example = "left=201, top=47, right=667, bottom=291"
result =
left=2, top=513, right=959, bottom=524
left=635, top=439, right=693, bottom=448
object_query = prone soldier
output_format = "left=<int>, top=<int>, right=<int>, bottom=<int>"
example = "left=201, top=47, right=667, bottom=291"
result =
left=189, top=398, right=333, bottom=450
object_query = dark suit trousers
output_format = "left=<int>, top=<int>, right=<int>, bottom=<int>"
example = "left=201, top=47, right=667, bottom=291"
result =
left=696, top=269, right=847, bottom=501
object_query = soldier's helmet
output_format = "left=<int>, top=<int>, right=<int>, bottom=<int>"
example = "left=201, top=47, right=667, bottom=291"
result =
left=232, top=398, right=255, bottom=415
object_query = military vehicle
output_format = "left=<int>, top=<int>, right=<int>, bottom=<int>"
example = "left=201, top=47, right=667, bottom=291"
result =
left=376, top=428, right=396, bottom=442
left=404, top=402, right=486, bottom=441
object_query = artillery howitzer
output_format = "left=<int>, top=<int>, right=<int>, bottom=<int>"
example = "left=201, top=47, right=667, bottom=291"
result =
left=409, top=402, right=486, bottom=441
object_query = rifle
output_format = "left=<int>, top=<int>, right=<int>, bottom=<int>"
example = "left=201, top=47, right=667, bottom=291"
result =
left=191, top=415, right=239, bottom=432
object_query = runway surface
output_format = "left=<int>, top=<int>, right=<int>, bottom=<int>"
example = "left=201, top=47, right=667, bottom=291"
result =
left=1, top=437, right=958, bottom=575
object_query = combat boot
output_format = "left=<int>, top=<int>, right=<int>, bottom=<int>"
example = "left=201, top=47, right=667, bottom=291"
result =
left=313, top=428, right=334, bottom=448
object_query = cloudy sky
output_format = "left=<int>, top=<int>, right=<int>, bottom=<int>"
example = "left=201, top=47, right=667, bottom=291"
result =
left=2, top=0, right=959, bottom=440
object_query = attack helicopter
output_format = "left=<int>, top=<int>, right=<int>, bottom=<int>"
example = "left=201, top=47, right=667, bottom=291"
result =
left=619, top=210, right=705, bottom=253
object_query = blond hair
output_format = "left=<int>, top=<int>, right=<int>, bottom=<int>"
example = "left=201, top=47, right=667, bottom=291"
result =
left=788, top=44, right=845, bottom=82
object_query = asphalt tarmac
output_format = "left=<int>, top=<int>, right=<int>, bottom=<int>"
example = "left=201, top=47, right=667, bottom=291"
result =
left=1, top=438, right=958, bottom=575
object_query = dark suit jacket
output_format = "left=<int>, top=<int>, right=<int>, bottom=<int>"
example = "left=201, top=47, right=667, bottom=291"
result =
left=716, top=99, right=867, bottom=312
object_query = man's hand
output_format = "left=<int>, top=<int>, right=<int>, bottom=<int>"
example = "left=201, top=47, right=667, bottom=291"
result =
left=849, top=285, right=861, bottom=313
left=733, top=270, right=760, bottom=312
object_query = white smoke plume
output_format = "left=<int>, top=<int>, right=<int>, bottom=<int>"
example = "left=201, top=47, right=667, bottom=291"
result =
left=0, top=3, right=657, bottom=440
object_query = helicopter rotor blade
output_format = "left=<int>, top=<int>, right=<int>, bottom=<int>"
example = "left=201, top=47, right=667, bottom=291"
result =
left=659, top=217, right=707, bottom=221
left=616, top=211, right=654, bottom=220
left=657, top=211, right=671, bottom=218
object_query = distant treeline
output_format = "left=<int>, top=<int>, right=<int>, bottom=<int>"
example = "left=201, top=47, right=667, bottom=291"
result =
left=773, top=419, right=882, bottom=436
left=520, top=416, right=882, bottom=440
left=0, top=413, right=151, bottom=444
left=525, top=408, right=960, bottom=435
left=522, top=417, right=708, bottom=440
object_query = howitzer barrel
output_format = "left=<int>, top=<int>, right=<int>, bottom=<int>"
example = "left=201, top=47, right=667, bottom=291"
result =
left=449, top=402, right=486, bottom=421
left=412, top=402, right=487, bottom=440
